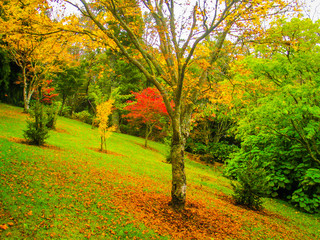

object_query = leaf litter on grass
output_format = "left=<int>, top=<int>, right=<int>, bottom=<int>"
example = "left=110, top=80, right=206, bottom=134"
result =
left=0, top=132, right=319, bottom=239
left=1, top=147, right=318, bottom=240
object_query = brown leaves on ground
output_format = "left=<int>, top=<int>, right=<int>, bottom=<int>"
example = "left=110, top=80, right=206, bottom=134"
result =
left=0, top=224, right=8, bottom=230
left=115, top=191, right=245, bottom=239
left=80, top=165, right=311, bottom=240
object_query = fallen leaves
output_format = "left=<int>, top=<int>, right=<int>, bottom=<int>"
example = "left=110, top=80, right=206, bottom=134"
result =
left=0, top=224, right=8, bottom=230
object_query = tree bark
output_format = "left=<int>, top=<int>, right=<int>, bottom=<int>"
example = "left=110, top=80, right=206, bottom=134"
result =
left=59, top=95, right=67, bottom=116
left=112, top=110, right=121, bottom=133
left=170, top=136, right=186, bottom=210
left=169, top=112, right=188, bottom=210
left=145, top=122, right=155, bottom=148
left=22, top=66, right=29, bottom=112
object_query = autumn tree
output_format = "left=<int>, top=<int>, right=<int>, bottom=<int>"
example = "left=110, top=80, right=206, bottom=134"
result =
left=123, top=87, right=169, bottom=148
left=0, top=0, right=71, bottom=112
left=64, top=0, right=299, bottom=210
left=96, top=99, right=116, bottom=152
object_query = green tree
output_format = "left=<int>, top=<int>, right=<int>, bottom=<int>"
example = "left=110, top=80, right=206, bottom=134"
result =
left=54, top=64, right=84, bottom=116
left=24, top=88, right=49, bottom=146
left=225, top=18, right=320, bottom=213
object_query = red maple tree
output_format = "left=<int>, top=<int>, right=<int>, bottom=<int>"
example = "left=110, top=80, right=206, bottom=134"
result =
left=123, top=87, right=170, bottom=147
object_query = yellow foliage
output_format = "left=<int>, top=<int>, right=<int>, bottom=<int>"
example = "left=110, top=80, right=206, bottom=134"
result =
left=96, top=99, right=116, bottom=151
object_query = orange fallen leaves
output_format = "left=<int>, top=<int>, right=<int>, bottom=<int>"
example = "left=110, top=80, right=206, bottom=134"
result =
left=0, top=224, right=8, bottom=230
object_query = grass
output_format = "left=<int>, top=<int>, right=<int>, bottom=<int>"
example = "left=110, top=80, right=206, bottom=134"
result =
left=0, top=102, right=319, bottom=239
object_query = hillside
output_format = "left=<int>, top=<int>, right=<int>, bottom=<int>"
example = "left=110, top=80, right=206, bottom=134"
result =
left=0, top=103, right=319, bottom=239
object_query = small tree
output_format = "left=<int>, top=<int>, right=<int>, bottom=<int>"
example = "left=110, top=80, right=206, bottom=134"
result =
left=123, top=88, right=170, bottom=148
left=96, top=99, right=115, bottom=152
left=231, top=158, right=270, bottom=210
left=23, top=89, right=49, bottom=146
left=42, top=80, right=60, bottom=129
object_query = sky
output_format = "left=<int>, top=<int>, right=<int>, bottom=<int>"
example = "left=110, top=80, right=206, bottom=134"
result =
left=302, top=0, right=320, bottom=20
left=59, top=0, right=320, bottom=21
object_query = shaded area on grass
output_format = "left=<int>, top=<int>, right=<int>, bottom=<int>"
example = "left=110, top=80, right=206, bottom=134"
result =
left=5, top=137, right=62, bottom=151
left=88, top=147, right=127, bottom=157
left=134, top=141, right=160, bottom=153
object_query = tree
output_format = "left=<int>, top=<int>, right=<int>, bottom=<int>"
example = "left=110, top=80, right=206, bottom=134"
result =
left=225, top=18, right=320, bottom=213
left=54, top=63, right=84, bottom=115
left=23, top=87, right=50, bottom=145
left=123, top=87, right=170, bottom=148
left=0, top=0, right=71, bottom=112
left=96, top=99, right=116, bottom=152
left=64, top=0, right=298, bottom=210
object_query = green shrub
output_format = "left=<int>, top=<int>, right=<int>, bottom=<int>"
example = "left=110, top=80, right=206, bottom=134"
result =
left=163, top=135, right=172, bottom=164
left=44, top=102, right=60, bottom=129
left=60, top=105, right=72, bottom=117
left=231, top=159, right=269, bottom=210
left=24, top=101, right=49, bottom=146
left=73, top=110, right=93, bottom=124
left=289, top=168, right=320, bottom=213
left=209, top=142, right=239, bottom=163
left=225, top=134, right=320, bottom=213
left=186, top=139, right=239, bottom=164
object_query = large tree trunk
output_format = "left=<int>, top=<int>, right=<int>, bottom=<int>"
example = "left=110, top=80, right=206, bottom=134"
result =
left=170, top=112, right=189, bottom=210
left=170, top=134, right=186, bottom=210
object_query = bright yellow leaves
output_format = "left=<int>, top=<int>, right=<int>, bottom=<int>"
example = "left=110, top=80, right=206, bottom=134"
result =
left=225, top=0, right=300, bottom=39
left=0, top=0, right=77, bottom=111
left=96, top=99, right=116, bottom=152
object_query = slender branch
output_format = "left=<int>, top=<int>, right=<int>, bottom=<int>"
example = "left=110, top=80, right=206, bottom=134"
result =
left=290, top=119, right=320, bottom=164
left=107, top=0, right=166, bottom=78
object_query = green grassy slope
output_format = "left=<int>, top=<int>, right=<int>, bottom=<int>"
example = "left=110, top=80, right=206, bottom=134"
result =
left=0, top=103, right=319, bottom=239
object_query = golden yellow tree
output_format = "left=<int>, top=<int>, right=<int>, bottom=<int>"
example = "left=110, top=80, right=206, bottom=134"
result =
left=96, top=99, right=116, bottom=152
left=0, top=0, right=73, bottom=112
left=63, top=0, right=299, bottom=210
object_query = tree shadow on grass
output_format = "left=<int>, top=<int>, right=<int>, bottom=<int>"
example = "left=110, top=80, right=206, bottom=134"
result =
left=5, top=137, right=62, bottom=151
left=88, top=147, right=127, bottom=157
left=133, top=141, right=159, bottom=153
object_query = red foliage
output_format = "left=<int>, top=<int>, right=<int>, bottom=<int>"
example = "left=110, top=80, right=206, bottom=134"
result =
left=41, top=80, right=59, bottom=104
left=123, top=88, right=170, bottom=130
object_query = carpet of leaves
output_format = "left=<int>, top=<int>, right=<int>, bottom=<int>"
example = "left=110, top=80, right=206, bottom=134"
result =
left=0, top=139, right=318, bottom=239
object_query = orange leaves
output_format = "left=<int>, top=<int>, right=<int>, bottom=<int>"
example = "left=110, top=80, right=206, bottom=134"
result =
left=0, top=222, right=14, bottom=236
left=0, top=224, right=8, bottom=230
